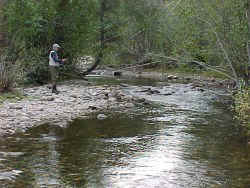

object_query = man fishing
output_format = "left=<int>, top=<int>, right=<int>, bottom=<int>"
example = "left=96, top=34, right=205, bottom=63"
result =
left=49, top=43, right=67, bottom=94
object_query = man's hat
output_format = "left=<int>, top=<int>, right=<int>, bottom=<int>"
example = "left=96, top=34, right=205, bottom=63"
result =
left=53, top=43, right=61, bottom=49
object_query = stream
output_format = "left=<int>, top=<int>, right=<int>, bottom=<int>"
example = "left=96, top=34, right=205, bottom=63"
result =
left=1, top=77, right=250, bottom=188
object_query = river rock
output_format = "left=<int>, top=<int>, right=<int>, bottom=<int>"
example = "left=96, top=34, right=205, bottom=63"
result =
left=9, top=104, right=23, bottom=110
left=124, top=103, right=135, bottom=108
left=150, top=89, right=160, bottom=94
left=143, top=101, right=151, bottom=105
left=211, top=78, right=216, bottom=82
left=108, top=97, right=116, bottom=102
left=168, top=75, right=178, bottom=79
left=97, top=114, right=108, bottom=120
left=88, top=106, right=98, bottom=110
left=167, top=75, right=174, bottom=80
left=15, top=127, right=25, bottom=134
left=163, top=92, right=174, bottom=96
left=145, top=88, right=160, bottom=95
left=0, top=152, right=25, bottom=157
left=198, top=88, right=205, bottom=92
left=41, top=96, right=55, bottom=101
left=137, top=88, right=151, bottom=93
left=113, top=71, right=122, bottom=76
left=115, top=95, right=122, bottom=101
left=136, top=98, right=146, bottom=103
left=120, top=83, right=130, bottom=87
left=55, top=98, right=64, bottom=103
left=70, top=94, right=78, bottom=98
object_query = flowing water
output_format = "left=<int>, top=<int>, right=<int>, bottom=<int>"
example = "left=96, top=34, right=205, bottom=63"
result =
left=1, top=78, right=250, bottom=188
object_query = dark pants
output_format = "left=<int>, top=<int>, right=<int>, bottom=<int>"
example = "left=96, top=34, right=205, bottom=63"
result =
left=49, top=66, right=59, bottom=89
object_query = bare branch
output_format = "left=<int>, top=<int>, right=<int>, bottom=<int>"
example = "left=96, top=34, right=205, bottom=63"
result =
left=146, top=53, right=237, bottom=81
left=118, top=61, right=161, bottom=71
left=194, top=17, right=239, bottom=82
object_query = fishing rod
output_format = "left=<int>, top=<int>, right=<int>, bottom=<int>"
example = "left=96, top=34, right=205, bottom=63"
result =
left=59, top=65, right=89, bottom=81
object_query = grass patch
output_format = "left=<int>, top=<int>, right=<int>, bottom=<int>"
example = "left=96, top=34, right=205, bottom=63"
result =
left=200, top=70, right=228, bottom=79
left=0, top=90, right=26, bottom=104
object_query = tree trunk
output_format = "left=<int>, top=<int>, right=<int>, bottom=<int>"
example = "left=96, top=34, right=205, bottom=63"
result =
left=83, top=0, right=106, bottom=75
left=246, top=1, right=250, bottom=84
left=55, top=0, right=70, bottom=41
left=246, top=1, right=250, bottom=66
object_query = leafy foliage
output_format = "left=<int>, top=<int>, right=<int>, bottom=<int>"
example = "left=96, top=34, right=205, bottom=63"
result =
left=170, top=0, right=249, bottom=79
left=234, top=88, right=250, bottom=128
left=3, top=0, right=100, bottom=83
left=2, top=0, right=250, bottom=84
left=0, top=55, right=20, bottom=92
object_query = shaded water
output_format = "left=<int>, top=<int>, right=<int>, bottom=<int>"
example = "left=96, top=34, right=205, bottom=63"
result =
left=1, top=78, right=250, bottom=187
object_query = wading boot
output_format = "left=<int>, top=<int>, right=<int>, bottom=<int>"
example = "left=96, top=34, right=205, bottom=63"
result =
left=52, top=85, right=59, bottom=94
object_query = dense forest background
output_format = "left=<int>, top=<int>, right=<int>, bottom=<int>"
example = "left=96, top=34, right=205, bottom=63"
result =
left=0, top=0, right=249, bottom=83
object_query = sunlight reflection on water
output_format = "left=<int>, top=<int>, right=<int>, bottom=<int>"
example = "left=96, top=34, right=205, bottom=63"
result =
left=0, top=80, right=249, bottom=188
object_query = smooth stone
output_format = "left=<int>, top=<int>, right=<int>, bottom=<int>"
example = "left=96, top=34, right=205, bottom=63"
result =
left=120, top=83, right=130, bottom=87
left=163, top=92, right=174, bottom=96
left=88, top=106, right=98, bottom=110
left=97, top=114, right=108, bottom=120
left=124, top=103, right=135, bottom=108
left=0, top=152, right=24, bottom=157
left=9, top=105, right=23, bottom=110
left=108, top=97, right=116, bottom=102
left=70, top=94, right=78, bottom=98
left=136, top=98, right=146, bottom=103
left=41, top=97, right=55, bottom=101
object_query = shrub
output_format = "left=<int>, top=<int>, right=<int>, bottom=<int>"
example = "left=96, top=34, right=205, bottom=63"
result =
left=234, top=88, right=250, bottom=128
left=21, top=48, right=49, bottom=84
left=0, top=55, right=20, bottom=92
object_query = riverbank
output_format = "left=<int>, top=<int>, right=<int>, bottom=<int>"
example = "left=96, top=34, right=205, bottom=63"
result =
left=100, top=67, right=236, bottom=90
left=0, top=79, right=137, bottom=136
left=0, top=69, right=236, bottom=137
